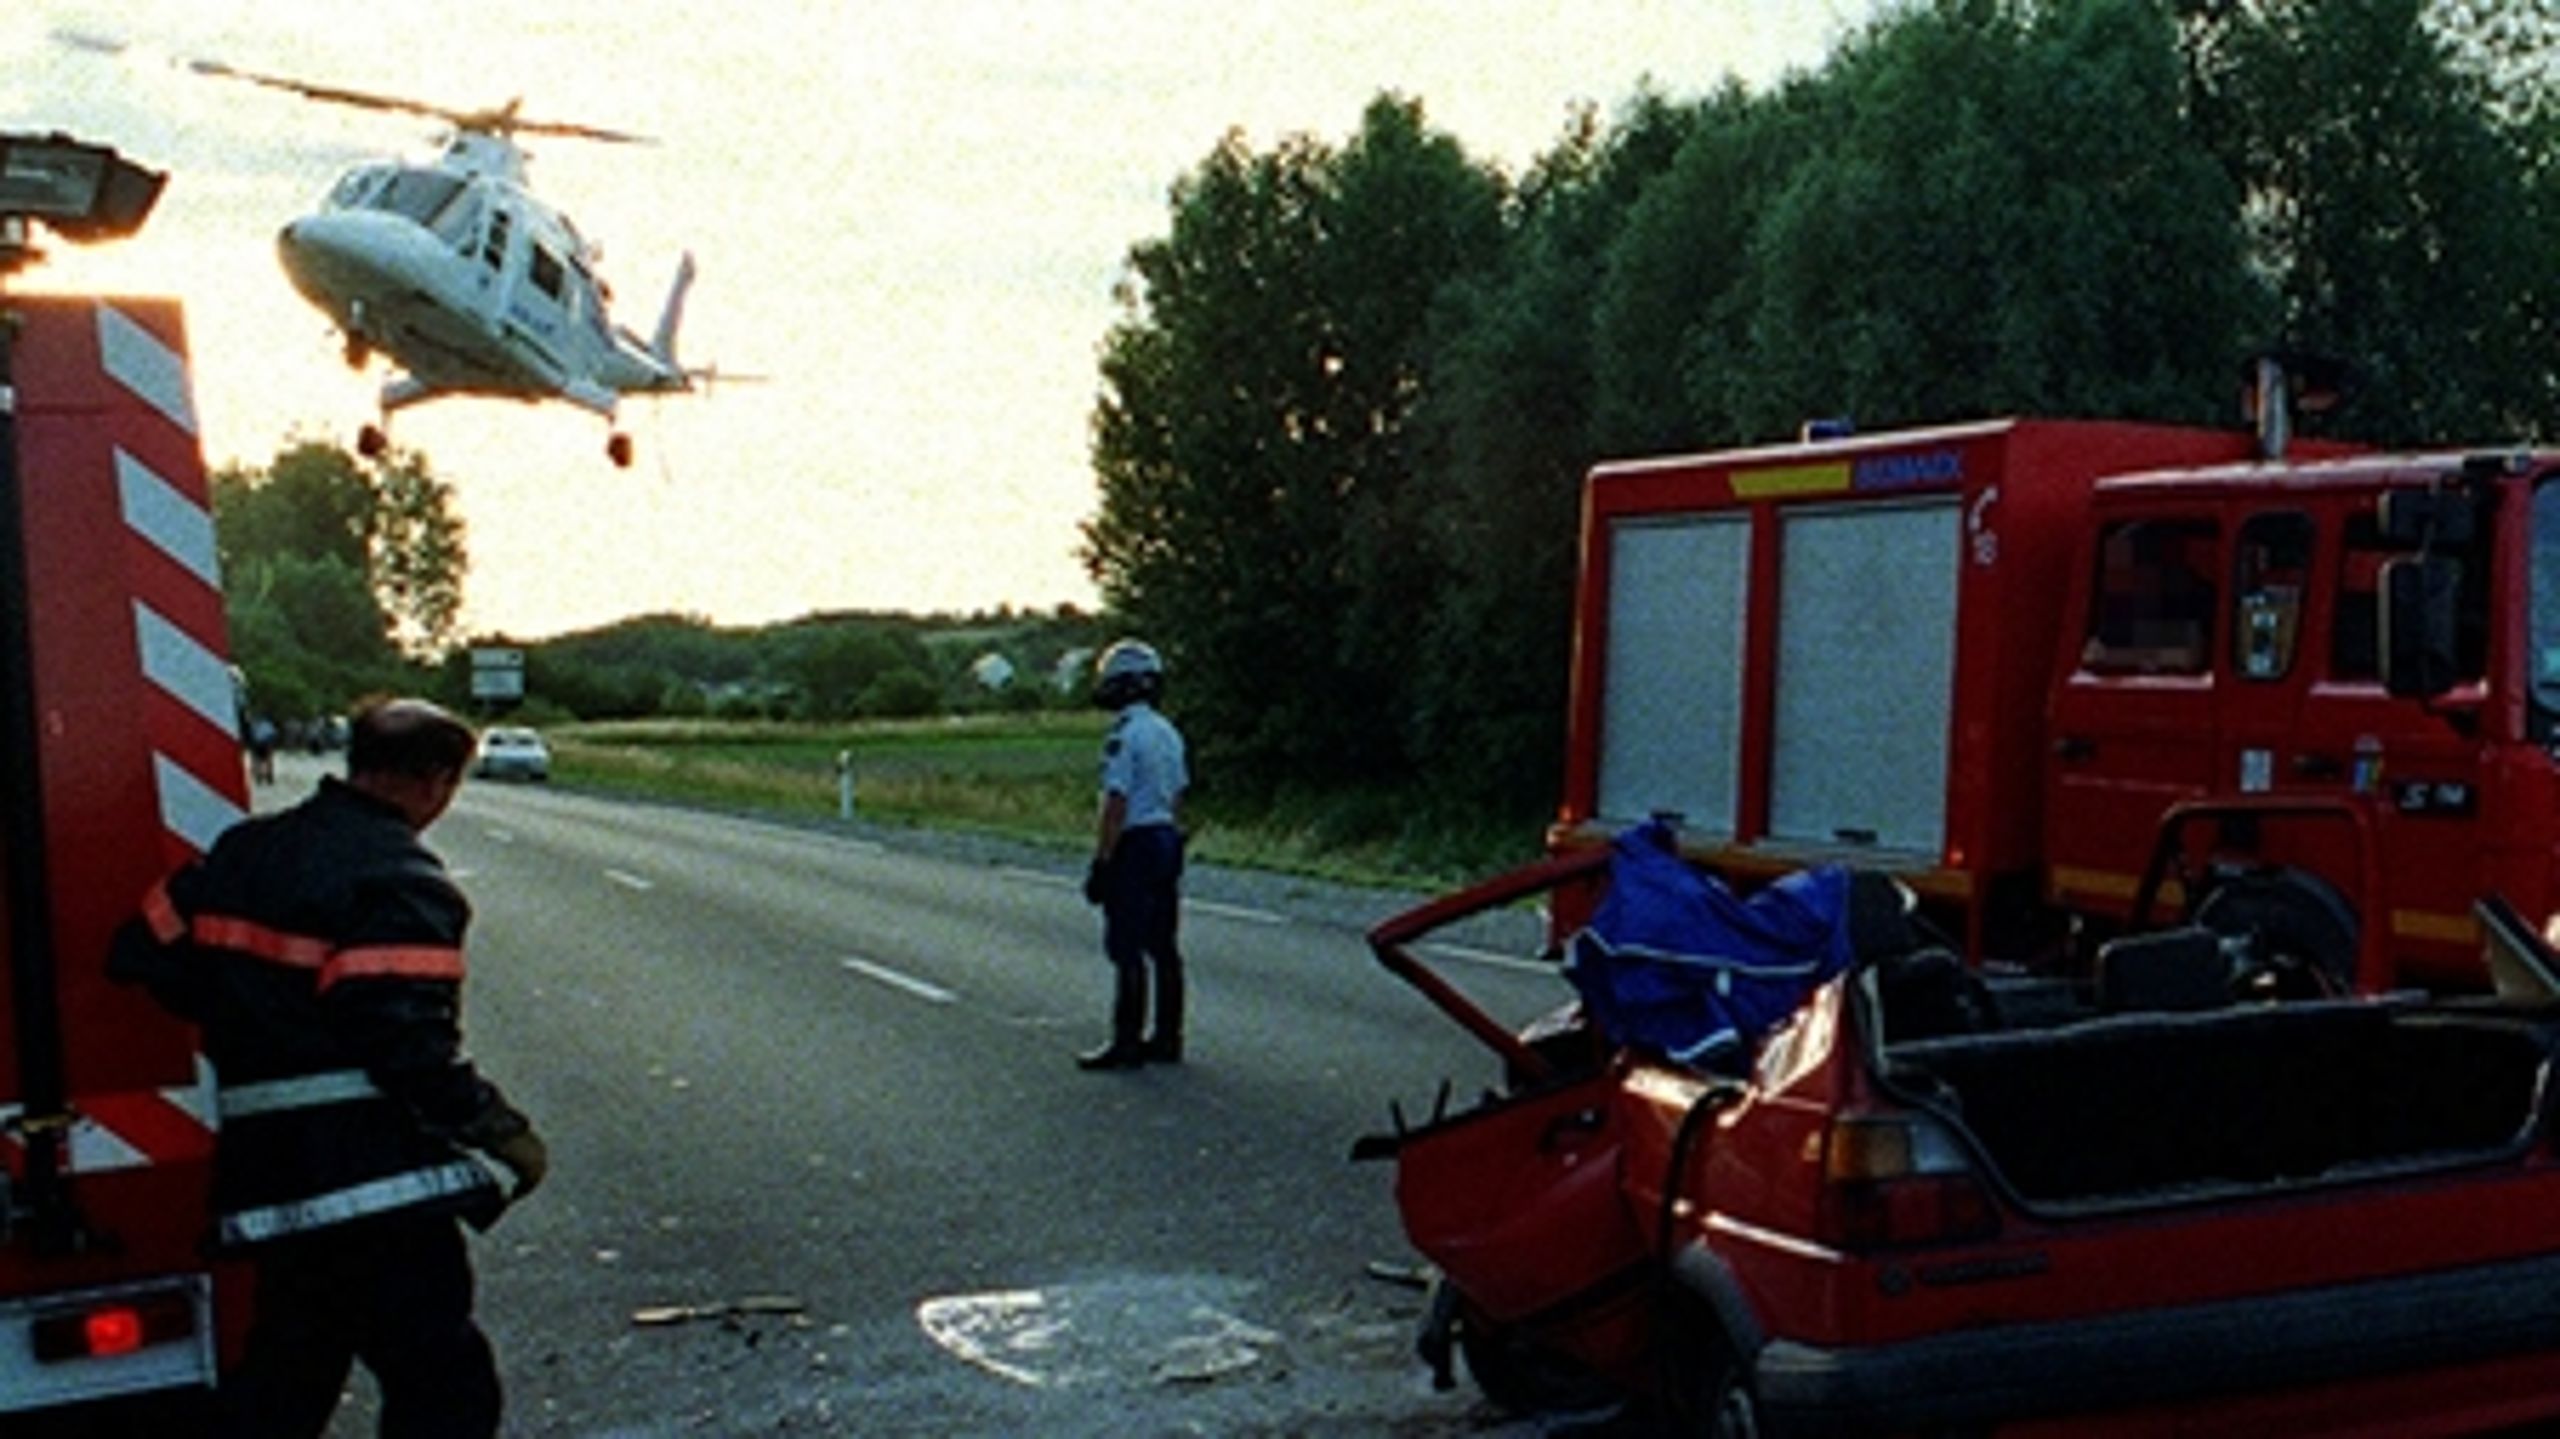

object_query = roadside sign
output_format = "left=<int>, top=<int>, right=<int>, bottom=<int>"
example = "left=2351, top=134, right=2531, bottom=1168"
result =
left=471, top=646, right=525, bottom=702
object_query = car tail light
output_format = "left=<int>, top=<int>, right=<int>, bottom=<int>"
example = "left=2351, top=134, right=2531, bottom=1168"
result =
left=1818, top=1112, right=2001, bottom=1249
left=30, top=1292, right=195, bottom=1362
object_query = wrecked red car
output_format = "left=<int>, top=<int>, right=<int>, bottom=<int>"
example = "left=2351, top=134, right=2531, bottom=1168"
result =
left=1362, top=836, right=2560, bottom=1437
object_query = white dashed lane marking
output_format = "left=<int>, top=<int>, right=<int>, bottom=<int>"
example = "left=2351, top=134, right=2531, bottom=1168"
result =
left=1183, top=897, right=1284, bottom=926
left=842, top=957, right=958, bottom=1004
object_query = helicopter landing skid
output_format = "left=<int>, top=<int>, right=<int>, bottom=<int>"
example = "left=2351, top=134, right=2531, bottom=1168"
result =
left=356, top=420, right=633, bottom=467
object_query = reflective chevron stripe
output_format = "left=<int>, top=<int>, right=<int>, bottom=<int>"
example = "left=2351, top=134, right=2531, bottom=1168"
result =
left=218, top=1070, right=382, bottom=1119
left=218, top=1159, right=498, bottom=1247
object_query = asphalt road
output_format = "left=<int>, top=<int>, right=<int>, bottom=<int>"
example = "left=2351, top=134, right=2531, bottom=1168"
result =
left=263, top=755, right=1578, bottom=1437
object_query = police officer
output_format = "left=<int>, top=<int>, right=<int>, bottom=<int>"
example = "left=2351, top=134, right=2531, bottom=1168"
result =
left=109, top=697, right=546, bottom=1439
left=1079, top=639, right=1189, bottom=1070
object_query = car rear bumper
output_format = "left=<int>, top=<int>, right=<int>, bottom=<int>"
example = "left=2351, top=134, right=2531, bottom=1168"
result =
left=1755, top=1247, right=2560, bottom=1435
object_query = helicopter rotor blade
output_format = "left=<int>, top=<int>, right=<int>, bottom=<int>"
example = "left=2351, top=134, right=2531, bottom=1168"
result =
left=50, top=28, right=130, bottom=58
left=516, top=121, right=654, bottom=145
left=182, top=57, right=654, bottom=144
left=473, top=101, right=655, bottom=145
left=183, top=58, right=464, bottom=123
left=49, top=29, right=449, bottom=122
left=52, top=28, right=654, bottom=144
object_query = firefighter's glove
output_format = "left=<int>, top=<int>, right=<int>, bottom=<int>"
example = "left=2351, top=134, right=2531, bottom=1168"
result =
left=1083, top=856, right=1111, bottom=906
left=485, top=1125, right=549, bottom=1202
left=460, top=1104, right=549, bottom=1201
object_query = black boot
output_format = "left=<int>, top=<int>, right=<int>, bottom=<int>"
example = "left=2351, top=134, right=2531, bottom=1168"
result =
left=1079, top=966, right=1146, bottom=1071
left=1148, top=956, right=1184, bottom=1064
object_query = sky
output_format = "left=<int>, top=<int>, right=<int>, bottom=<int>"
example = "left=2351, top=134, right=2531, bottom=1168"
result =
left=4, top=1, right=1871, bottom=640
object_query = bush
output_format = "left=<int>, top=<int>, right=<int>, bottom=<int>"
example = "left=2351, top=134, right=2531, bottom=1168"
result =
left=860, top=667, right=941, bottom=719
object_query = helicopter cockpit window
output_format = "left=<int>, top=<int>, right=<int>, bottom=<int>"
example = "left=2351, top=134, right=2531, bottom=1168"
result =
left=326, top=165, right=392, bottom=211
left=370, top=170, right=469, bottom=231
left=435, top=195, right=485, bottom=254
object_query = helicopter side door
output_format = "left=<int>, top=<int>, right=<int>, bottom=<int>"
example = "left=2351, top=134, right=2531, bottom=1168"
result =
left=424, top=193, right=518, bottom=357
left=504, top=219, right=582, bottom=386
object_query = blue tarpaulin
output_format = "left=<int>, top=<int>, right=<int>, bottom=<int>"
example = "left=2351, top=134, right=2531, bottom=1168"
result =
left=1563, top=819, right=1856, bottom=1070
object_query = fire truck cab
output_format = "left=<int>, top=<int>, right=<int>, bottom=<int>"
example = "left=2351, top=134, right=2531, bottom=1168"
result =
left=2048, top=450, right=2548, bottom=993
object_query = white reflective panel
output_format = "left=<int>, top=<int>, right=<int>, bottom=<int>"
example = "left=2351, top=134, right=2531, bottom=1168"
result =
left=1769, top=501, right=1958, bottom=852
left=1597, top=516, right=1749, bottom=829
left=116, top=448, right=220, bottom=587
left=96, top=304, right=196, bottom=436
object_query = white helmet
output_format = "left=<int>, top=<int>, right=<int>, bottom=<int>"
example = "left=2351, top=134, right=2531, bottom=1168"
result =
left=1093, top=639, right=1164, bottom=708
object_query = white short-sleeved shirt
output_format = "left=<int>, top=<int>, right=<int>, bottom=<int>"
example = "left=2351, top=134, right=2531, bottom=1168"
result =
left=1100, top=702, right=1187, bottom=829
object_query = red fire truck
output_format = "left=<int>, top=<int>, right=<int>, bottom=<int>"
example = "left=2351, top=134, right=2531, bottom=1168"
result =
left=1, top=141, right=249, bottom=1430
left=1547, top=387, right=2547, bottom=995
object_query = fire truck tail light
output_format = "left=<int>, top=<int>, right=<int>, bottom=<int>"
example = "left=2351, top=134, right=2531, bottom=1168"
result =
left=1819, top=1113, right=2001, bottom=1249
left=84, top=1307, right=144, bottom=1356
left=30, top=1293, right=194, bottom=1363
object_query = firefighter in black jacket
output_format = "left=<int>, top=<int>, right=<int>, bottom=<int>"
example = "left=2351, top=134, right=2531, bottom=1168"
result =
left=110, top=698, right=546, bottom=1439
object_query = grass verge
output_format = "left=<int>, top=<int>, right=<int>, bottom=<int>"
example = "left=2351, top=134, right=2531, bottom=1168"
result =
left=548, top=716, right=1543, bottom=890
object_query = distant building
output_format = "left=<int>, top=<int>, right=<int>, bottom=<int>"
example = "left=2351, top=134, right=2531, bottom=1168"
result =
left=970, top=652, right=1017, bottom=691
left=1053, top=647, right=1094, bottom=695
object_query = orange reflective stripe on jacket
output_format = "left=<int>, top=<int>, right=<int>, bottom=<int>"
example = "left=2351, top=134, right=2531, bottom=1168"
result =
left=191, top=913, right=334, bottom=970
left=320, top=944, right=467, bottom=992
left=142, top=880, right=186, bottom=944
left=183, top=912, right=466, bottom=991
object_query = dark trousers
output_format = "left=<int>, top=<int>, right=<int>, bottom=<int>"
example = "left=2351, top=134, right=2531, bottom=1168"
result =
left=1103, top=824, right=1185, bottom=1046
left=215, top=1209, right=500, bottom=1439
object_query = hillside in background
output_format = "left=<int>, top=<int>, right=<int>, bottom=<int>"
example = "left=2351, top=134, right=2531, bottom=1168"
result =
left=446, top=605, right=1104, bottom=724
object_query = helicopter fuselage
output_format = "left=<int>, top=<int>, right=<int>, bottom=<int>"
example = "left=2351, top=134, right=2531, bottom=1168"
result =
left=276, top=148, right=689, bottom=426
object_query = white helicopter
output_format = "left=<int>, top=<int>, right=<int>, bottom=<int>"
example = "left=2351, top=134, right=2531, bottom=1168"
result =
left=65, top=34, right=709, bottom=467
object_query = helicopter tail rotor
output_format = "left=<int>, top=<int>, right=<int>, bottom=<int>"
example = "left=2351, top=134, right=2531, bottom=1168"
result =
left=650, top=252, right=696, bottom=368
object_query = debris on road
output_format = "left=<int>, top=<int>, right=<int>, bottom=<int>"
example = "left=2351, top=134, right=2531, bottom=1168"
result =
left=1363, top=1259, right=1433, bottom=1291
left=631, top=1294, right=810, bottom=1329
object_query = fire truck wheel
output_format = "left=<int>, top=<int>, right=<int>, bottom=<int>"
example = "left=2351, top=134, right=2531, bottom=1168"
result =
left=2195, top=867, right=2358, bottom=1000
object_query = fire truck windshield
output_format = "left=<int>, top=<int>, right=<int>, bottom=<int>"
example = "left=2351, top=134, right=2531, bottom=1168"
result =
left=2533, top=480, right=2560, bottom=708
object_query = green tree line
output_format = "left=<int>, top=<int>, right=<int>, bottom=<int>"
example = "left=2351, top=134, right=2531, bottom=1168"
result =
left=492, top=606, right=1097, bottom=724
left=215, top=440, right=1095, bottom=730
left=1084, top=0, right=2560, bottom=846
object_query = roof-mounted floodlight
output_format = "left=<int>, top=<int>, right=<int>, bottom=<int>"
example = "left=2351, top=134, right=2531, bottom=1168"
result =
left=0, top=132, right=166, bottom=277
